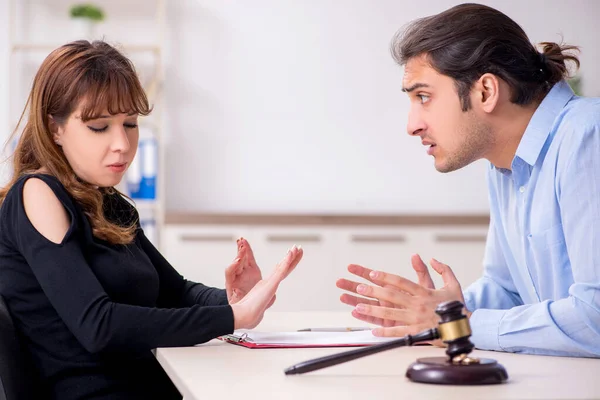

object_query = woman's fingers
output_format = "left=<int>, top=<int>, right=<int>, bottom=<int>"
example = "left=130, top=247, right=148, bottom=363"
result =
left=266, top=294, right=276, bottom=309
left=224, top=257, right=242, bottom=302
left=225, top=257, right=241, bottom=280
left=256, top=245, right=303, bottom=303
left=272, top=245, right=303, bottom=280
left=240, top=238, right=260, bottom=271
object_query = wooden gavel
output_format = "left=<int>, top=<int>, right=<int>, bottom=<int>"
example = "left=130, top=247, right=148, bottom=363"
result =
left=285, top=300, right=508, bottom=385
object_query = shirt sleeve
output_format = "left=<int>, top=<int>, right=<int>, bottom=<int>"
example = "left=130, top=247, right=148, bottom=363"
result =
left=136, top=229, right=229, bottom=308
left=14, top=202, right=234, bottom=354
left=468, top=123, right=600, bottom=357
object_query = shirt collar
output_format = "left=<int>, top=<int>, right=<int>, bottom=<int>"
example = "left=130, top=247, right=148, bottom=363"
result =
left=514, top=80, right=574, bottom=167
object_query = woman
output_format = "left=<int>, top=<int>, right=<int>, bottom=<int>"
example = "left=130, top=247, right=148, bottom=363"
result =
left=0, top=40, right=303, bottom=399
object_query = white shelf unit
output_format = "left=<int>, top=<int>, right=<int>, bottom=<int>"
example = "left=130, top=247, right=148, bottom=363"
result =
left=7, top=0, right=167, bottom=249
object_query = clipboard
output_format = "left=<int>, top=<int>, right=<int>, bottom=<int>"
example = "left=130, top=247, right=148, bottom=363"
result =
left=218, top=329, right=398, bottom=349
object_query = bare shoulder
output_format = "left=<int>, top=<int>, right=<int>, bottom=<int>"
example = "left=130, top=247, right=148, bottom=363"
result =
left=23, top=177, right=70, bottom=244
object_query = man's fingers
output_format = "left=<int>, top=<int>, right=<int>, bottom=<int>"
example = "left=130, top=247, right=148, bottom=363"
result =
left=372, top=326, right=412, bottom=337
left=351, top=309, right=384, bottom=326
left=368, top=270, right=426, bottom=295
left=347, top=264, right=375, bottom=281
left=347, top=264, right=389, bottom=287
left=354, top=303, right=415, bottom=325
left=355, top=283, right=412, bottom=307
left=339, top=293, right=379, bottom=307
left=337, top=279, right=405, bottom=312
left=335, top=278, right=363, bottom=294
left=411, top=254, right=435, bottom=289
left=430, top=258, right=460, bottom=288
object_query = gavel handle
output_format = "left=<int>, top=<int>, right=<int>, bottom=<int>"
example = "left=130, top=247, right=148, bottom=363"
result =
left=284, top=328, right=440, bottom=375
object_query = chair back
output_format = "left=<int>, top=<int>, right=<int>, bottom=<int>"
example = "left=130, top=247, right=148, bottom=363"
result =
left=0, top=296, right=40, bottom=400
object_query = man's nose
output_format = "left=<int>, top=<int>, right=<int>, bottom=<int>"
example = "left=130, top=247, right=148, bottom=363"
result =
left=406, top=106, right=426, bottom=137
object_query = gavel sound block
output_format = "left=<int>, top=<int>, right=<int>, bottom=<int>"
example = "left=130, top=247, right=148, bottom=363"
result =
left=405, top=300, right=508, bottom=385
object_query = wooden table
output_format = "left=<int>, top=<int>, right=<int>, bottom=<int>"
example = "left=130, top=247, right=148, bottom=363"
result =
left=156, top=311, right=600, bottom=400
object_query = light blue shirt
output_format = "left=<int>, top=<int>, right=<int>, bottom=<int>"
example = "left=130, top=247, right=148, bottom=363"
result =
left=463, top=80, right=600, bottom=358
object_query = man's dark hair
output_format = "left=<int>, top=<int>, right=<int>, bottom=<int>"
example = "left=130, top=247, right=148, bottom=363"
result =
left=392, top=3, right=580, bottom=111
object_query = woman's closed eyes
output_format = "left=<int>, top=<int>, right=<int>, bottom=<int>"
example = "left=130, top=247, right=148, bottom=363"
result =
left=87, top=123, right=138, bottom=133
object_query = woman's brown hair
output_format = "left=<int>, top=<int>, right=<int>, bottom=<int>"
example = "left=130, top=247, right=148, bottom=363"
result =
left=0, top=40, right=151, bottom=245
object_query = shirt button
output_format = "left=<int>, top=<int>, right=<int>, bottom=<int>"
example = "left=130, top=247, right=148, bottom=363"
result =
left=519, top=186, right=525, bottom=193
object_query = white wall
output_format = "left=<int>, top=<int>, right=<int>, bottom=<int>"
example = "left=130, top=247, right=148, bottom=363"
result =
left=1, top=1, right=599, bottom=214
left=0, top=1, right=10, bottom=185
left=162, top=0, right=600, bottom=214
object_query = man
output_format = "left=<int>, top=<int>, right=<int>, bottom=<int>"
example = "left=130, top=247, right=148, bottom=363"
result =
left=337, top=3, right=600, bottom=357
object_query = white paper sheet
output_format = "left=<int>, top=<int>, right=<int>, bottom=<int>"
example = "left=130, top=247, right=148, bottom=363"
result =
left=231, top=329, right=398, bottom=346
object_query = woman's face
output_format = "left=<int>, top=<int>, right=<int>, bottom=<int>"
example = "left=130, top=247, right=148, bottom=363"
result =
left=51, top=103, right=139, bottom=188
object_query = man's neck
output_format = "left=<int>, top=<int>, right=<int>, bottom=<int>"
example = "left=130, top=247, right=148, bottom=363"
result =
left=485, top=102, right=540, bottom=170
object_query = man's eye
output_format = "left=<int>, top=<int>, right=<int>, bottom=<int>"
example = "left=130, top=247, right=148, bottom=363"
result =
left=88, top=126, right=108, bottom=133
left=417, top=94, right=430, bottom=104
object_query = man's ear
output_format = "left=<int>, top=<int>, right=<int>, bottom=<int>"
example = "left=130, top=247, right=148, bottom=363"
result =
left=472, top=73, right=500, bottom=114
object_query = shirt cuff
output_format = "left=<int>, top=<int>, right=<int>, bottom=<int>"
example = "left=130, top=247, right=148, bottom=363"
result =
left=469, top=308, right=507, bottom=352
left=463, top=289, right=476, bottom=313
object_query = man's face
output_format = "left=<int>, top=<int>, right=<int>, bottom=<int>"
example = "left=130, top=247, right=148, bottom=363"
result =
left=403, top=55, right=493, bottom=173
